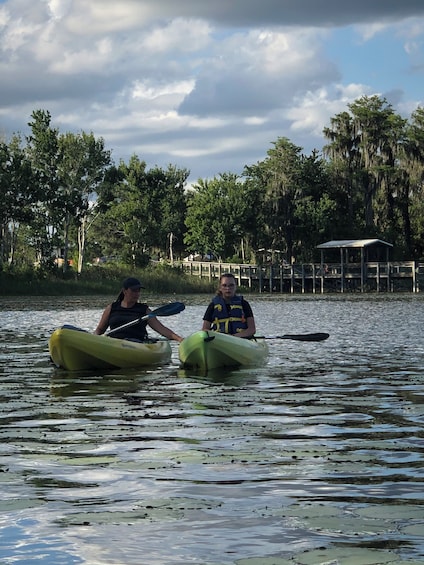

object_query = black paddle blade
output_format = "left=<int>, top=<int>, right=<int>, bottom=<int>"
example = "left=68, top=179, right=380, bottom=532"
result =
left=278, top=332, right=330, bottom=341
left=149, top=301, right=185, bottom=317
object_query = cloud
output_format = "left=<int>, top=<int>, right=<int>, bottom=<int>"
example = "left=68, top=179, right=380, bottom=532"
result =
left=0, top=0, right=424, bottom=183
left=179, top=28, right=338, bottom=116
left=59, top=0, right=424, bottom=30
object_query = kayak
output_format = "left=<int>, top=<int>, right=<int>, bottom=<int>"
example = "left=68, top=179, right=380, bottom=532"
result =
left=179, top=330, right=268, bottom=371
left=49, top=326, right=172, bottom=371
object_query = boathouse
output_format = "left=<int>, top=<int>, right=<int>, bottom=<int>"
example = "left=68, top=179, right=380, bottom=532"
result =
left=316, top=238, right=392, bottom=263
left=316, top=239, right=393, bottom=293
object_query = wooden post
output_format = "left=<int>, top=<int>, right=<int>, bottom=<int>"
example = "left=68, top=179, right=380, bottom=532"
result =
left=411, top=260, right=416, bottom=292
left=290, top=264, right=294, bottom=294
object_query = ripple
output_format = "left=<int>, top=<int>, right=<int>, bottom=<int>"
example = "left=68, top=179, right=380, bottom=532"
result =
left=0, top=296, right=424, bottom=564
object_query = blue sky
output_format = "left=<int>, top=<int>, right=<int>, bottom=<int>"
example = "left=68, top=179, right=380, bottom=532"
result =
left=1, top=0, right=424, bottom=185
left=324, top=27, right=419, bottom=104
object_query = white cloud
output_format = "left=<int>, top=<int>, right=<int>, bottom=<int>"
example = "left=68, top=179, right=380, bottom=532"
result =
left=0, top=0, right=424, bottom=183
left=355, top=22, right=389, bottom=42
left=287, top=84, right=374, bottom=138
left=142, top=18, right=212, bottom=53
left=45, top=0, right=72, bottom=20
left=49, top=38, right=114, bottom=73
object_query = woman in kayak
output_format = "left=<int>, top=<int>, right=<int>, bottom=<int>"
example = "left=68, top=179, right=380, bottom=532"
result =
left=202, top=273, right=256, bottom=338
left=94, top=277, right=183, bottom=342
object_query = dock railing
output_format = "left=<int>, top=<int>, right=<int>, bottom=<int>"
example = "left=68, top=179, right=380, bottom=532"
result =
left=178, top=260, right=424, bottom=293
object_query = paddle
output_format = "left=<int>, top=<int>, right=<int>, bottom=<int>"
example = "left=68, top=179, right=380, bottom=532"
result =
left=256, top=332, right=329, bottom=342
left=106, top=301, right=185, bottom=336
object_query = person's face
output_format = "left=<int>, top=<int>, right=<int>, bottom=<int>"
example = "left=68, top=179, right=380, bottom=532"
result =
left=125, top=287, right=141, bottom=299
left=220, top=278, right=236, bottom=298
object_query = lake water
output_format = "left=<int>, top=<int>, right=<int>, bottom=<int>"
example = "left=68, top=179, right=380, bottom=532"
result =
left=0, top=293, right=423, bottom=565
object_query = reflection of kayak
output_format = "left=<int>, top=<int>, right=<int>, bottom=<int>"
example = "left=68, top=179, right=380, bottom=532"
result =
left=49, top=326, right=172, bottom=371
left=179, top=331, right=268, bottom=372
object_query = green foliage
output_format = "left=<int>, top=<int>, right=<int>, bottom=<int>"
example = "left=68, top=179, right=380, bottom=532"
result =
left=244, top=139, right=337, bottom=262
left=323, top=95, right=415, bottom=254
left=0, top=135, right=36, bottom=266
left=91, top=156, right=188, bottom=265
left=184, top=173, right=263, bottom=261
left=2, top=97, right=424, bottom=273
left=54, top=130, right=112, bottom=274
left=0, top=262, right=215, bottom=296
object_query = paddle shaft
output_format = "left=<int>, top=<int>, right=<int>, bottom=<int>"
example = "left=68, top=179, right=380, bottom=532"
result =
left=106, top=301, right=185, bottom=336
left=256, top=332, right=329, bottom=342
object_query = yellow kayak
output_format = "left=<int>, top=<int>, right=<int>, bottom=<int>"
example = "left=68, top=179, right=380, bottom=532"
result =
left=179, top=330, right=268, bottom=372
left=49, top=326, right=172, bottom=371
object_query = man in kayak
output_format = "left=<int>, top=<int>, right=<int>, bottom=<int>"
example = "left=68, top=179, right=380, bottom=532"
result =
left=94, top=277, right=184, bottom=342
left=201, top=273, right=256, bottom=338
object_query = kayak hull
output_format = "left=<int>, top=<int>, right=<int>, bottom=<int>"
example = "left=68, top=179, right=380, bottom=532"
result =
left=49, top=327, right=172, bottom=371
left=179, top=330, right=268, bottom=371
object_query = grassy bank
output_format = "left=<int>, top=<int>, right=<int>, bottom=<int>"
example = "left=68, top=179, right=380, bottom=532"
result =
left=0, top=263, right=217, bottom=296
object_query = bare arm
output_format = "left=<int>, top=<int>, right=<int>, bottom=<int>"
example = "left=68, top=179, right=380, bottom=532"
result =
left=202, top=320, right=212, bottom=330
left=148, top=317, right=183, bottom=342
left=94, top=304, right=112, bottom=335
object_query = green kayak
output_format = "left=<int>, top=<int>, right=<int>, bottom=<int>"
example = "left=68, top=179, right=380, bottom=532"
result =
left=179, top=330, right=268, bottom=372
left=49, top=326, right=172, bottom=371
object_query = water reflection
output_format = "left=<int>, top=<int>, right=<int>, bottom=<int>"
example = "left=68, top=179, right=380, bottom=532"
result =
left=0, top=295, right=423, bottom=564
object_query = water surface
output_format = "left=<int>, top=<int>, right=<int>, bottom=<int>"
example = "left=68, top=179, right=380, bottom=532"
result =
left=0, top=294, right=423, bottom=564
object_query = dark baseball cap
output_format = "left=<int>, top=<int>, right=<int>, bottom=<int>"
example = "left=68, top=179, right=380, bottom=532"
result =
left=122, top=277, right=145, bottom=290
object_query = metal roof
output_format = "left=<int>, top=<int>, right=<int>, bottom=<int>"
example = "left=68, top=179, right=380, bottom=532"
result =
left=316, top=239, right=393, bottom=249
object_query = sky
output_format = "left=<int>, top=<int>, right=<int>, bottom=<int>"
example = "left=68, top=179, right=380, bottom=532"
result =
left=1, top=0, right=424, bottom=186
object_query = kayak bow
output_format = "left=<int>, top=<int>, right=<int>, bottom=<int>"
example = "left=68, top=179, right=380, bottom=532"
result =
left=179, top=330, right=268, bottom=372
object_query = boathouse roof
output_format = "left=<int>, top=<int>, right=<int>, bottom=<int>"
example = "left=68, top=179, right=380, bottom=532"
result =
left=316, top=239, right=393, bottom=249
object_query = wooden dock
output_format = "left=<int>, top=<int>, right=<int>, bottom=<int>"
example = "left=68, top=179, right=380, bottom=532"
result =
left=179, top=260, right=424, bottom=293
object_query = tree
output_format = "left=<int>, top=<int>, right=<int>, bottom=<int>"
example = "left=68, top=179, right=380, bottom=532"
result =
left=294, top=151, right=337, bottom=260
left=92, top=156, right=188, bottom=266
left=0, top=136, right=35, bottom=268
left=245, top=140, right=337, bottom=262
left=144, top=164, right=188, bottom=261
left=184, top=173, right=261, bottom=261
left=57, top=131, right=111, bottom=274
left=323, top=111, right=362, bottom=232
left=403, top=106, right=424, bottom=257
left=26, top=109, right=62, bottom=269
left=345, top=96, right=406, bottom=236
left=324, top=95, right=411, bottom=250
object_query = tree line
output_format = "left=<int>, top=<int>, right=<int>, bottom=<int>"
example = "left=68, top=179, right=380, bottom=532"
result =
left=1, top=96, right=424, bottom=275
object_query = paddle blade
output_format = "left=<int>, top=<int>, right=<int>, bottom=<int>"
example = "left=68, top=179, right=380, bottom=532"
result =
left=145, top=301, right=185, bottom=319
left=278, top=332, right=329, bottom=341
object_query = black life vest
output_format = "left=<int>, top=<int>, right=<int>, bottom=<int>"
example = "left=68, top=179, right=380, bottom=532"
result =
left=211, top=295, right=247, bottom=334
left=108, top=301, right=149, bottom=340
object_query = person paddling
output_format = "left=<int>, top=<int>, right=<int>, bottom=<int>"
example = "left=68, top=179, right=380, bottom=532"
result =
left=94, top=277, right=183, bottom=342
left=201, top=273, right=256, bottom=338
